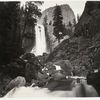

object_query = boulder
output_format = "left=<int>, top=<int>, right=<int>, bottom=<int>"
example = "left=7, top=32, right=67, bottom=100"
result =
left=45, top=78, right=73, bottom=91
left=25, top=63, right=38, bottom=82
left=87, top=70, right=100, bottom=96
left=54, top=60, right=73, bottom=76
left=5, top=76, right=26, bottom=92
left=38, top=72, right=48, bottom=80
left=23, top=53, right=43, bottom=82
left=44, top=62, right=56, bottom=75
left=51, top=71, right=66, bottom=80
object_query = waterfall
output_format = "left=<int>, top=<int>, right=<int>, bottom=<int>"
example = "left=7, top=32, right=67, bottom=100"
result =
left=31, top=24, right=47, bottom=56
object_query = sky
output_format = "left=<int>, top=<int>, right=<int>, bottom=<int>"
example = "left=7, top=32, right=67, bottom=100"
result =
left=20, top=0, right=87, bottom=19
left=40, top=0, right=86, bottom=18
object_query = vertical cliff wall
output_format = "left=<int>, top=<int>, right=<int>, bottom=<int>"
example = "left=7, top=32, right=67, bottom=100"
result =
left=38, top=4, right=75, bottom=52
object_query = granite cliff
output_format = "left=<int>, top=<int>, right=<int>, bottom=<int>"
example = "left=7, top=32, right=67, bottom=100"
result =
left=38, top=4, right=75, bottom=52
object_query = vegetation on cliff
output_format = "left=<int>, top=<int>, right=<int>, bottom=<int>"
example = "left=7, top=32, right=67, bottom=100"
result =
left=46, top=1, right=100, bottom=76
left=53, top=5, right=66, bottom=43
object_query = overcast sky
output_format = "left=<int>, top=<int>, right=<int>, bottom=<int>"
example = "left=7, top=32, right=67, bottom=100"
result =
left=40, top=0, right=86, bottom=18
left=20, top=0, right=87, bottom=18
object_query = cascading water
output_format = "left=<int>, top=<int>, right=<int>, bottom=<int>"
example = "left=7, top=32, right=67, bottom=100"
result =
left=31, top=24, right=47, bottom=56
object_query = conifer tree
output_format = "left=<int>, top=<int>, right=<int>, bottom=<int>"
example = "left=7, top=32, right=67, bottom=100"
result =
left=53, top=5, right=65, bottom=43
left=73, top=18, right=76, bottom=26
left=77, top=14, right=80, bottom=22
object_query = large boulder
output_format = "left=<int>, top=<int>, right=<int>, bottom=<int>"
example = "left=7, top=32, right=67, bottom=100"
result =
left=87, top=70, right=100, bottom=96
left=51, top=71, right=66, bottom=80
left=5, top=76, right=26, bottom=92
left=45, top=78, right=73, bottom=91
left=42, top=62, right=66, bottom=81
left=22, top=53, right=43, bottom=82
left=25, top=63, right=39, bottom=82
left=31, top=72, right=49, bottom=87
left=54, top=60, right=73, bottom=76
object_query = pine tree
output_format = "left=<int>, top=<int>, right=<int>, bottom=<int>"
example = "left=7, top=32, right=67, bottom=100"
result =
left=53, top=5, right=65, bottom=43
left=77, top=14, right=80, bottom=22
left=68, top=21, right=72, bottom=27
left=73, top=18, right=76, bottom=26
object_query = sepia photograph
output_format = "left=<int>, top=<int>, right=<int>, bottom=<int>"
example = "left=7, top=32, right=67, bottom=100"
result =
left=0, top=0, right=100, bottom=98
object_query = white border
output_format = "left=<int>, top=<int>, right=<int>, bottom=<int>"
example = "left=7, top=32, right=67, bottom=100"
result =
left=0, top=0, right=100, bottom=100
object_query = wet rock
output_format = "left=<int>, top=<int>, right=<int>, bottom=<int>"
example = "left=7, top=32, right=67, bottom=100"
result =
left=38, top=53, right=49, bottom=65
left=5, top=76, right=26, bottom=92
left=51, top=71, right=66, bottom=80
left=45, top=62, right=56, bottom=75
left=38, top=72, right=48, bottom=80
left=0, top=74, right=12, bottom=97
left=45, top=78, right=73, bottom=91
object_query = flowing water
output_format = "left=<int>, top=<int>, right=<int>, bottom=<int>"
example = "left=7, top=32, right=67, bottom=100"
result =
left=4, top=79, right=98, bottom=97
left=31, top=24, right=47, bottom=56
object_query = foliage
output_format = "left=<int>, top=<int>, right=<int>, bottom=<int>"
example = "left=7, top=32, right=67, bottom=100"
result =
left=0, top=2, right=24, bottom=64
left=20, top=1, right=43, bottom=52
left=77, top=14, right=80, bottom=22
left=53, top=5, right=66, bottom=43
left=0, top=1, right=43, bottom=64
left=73, top=18, right=76, bottom=26
left=21, top=1, right=42, bottom=36
left=75, top=2, right=100, bottom=38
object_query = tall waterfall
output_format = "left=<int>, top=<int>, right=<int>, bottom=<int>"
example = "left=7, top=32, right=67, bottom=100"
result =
left=31, top=24, right=47, bottom=56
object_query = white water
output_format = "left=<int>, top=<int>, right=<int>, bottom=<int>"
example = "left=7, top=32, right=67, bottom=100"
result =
left=4, top=79, right=98, bottom=97
left=54, top=64, right=62, bottom=70
left=31, top=24, right=47, bottom=56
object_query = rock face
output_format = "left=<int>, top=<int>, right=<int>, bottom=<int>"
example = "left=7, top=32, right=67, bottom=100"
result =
left=46, top=1, right=100, bottom=76
left=39, top=4, right=75, bottom=51
left=40, top=4, right=75, bottom=25
left=75, top=1, right=100, bottom=37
